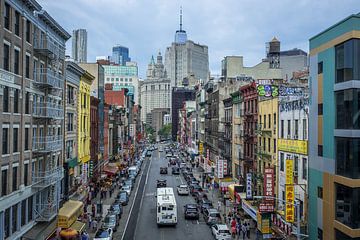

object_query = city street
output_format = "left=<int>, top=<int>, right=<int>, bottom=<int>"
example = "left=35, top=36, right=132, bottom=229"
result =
left=126, top=146, right=214, bottom=240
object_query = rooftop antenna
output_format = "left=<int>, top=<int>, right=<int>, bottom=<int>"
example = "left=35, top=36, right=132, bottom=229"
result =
left=180, top=6, right=183, bottom=31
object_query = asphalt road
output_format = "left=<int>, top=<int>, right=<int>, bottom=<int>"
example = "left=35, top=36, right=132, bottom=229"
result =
left=132, top=145, right=214, bottom=240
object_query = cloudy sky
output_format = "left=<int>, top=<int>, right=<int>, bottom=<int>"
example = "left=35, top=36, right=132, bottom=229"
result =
left=38, top=0, right=358, bottom=77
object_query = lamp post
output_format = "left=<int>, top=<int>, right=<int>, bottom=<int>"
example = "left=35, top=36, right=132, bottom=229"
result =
left=253, top=195, right=308, bottom=240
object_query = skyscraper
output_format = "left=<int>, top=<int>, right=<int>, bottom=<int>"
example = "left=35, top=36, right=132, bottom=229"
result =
left=72, top=29, right=87, bottom=63
left=165, top=8, right=209, bottom=87
left=112, top=45, right=131, bottom=65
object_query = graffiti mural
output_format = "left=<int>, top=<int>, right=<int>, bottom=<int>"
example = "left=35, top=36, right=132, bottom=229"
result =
left=257, top=84, right=307, bottom=98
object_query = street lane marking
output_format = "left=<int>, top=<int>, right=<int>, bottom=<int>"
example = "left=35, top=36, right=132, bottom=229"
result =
left=121, top=158, right=150, bottom=240
left=145, top=155, right=152, bottom=185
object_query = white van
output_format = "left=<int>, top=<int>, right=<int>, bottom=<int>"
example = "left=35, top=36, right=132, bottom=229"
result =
left=128, top=166, right=138, bottom=176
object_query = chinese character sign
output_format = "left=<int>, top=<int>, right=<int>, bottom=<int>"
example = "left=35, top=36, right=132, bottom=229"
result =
left=264, top=168, right=274, bottom=197
left=286, top=159, right=293, bottom=185
left=246, top=173, right=252, bottom=199
left=285, top=185, right=295, bottom=222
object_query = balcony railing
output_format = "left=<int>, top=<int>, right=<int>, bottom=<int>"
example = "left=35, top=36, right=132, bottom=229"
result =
left=35, top=203, right=58, bottom=222
left=33, top=135, right=63, bottom=152
left=32, top=166, right=63, bottom=188
left=33, top=68, right=64, bottom=89
left=33, top=102, right=63, bottom=119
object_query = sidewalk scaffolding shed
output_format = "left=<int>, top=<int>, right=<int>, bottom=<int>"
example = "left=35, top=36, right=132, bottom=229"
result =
left=58, top=200, right=84, bottom=229
left=22, top=218, right=57, bottom=240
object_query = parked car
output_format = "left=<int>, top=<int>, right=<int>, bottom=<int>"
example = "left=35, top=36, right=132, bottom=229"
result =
left=116, top=191, right=129, bottom=205
left=203, top=208, right=221, bottom=226
left=160, top=167, right=168, bottom=174
left=108, top=203, right=122, bottom=219
left=102, top=214, right=119, bottom=232
left=172, top=167, right=180, bottom=175
left=156, top=179, right=167, bottom=188
left=193, top=192, right=208, bottom=203
left=190, top=185, right=203, bottom=195
left=199, top=199, right=213, bottom=213
left=94, top=228, right=113, bottom=240
left=211, top=224, right=232, bottom=240
left=124, top=180, right=133, bottom=189
left=121, top=185, right=131, bottom=196
left=184, top=204, right=199, bottom=220
left=177, top=184, right=190, bottom=195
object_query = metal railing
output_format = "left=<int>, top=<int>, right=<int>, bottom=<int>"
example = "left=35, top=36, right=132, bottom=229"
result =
left=33, top=36, right=65, bottom=60
left=35, top=203, right=58, bottom=222
left=33, top=102, right=63, bottom=119
left=32, top=135, right=63, bottom=152
left=33, top=68, right=64, bottom=89
left=32, top=166, right=63, bottom=188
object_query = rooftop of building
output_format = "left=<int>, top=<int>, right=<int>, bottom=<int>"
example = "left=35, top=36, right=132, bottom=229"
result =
left=280, top=48, right=307, bottom=56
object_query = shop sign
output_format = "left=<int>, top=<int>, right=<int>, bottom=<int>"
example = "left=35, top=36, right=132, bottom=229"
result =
left=285, top=185, right=295, bottom=222
left=264, top=168, right=274, bottom=198
left=89, top=160, right=93, bottom=178
left=223, top=161, right=228, bottom=174
left=259, top=203, right=275, bottom=213
left=286, top=159, right=293, bottom=185
left=278, top=139, right=307, bottom=155
left=246, top=173, right=252, bottom=199
left=199, top=142, right=204, bottom=154
left=217, top=158, right=224, bottom=179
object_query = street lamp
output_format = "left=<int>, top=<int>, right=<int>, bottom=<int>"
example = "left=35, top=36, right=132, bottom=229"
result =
left=253, top=195, right=308, bottom=240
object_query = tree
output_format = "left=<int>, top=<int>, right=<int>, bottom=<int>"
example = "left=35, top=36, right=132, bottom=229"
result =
left=158, top=124, right=172, bottom=140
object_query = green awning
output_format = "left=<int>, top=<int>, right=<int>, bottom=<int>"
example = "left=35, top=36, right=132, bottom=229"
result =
left=67, top=157, right=78, bottom=168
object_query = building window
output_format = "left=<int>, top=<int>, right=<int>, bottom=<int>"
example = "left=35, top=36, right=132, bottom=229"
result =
left=268, top=114, right=271, bottom=128
left=303, top=119, right=307, bottom=140
left=26, top=20, right=31, bottom=43
left=14, top=49, right=20, bottom=74
left=302, top=158, right=307, bottom=180
left=287, top=120, right=291, bottom=137
left=273, top=139, right=276, bottom=153
left=281, top=120, right=284, bottom=138
left=336, top=89, right=360, bottom=129
left=336, top=39, right=360, bottom=83
left=4, top=3, right=11, bottom=30
left=294, top=119, right=299, bottom=138
left=318, top=228, right=323, bottom=240
left=4, top=208, right=10, bottom=238
left=336, top=137, right=360, bottom=178
left=3, top=86, right=9, bottom=112
left=13, top=128, right=18, bottom=152
left=25, top=92, right=30, bottom=114
left=318, top=145, right=323, bottom=157
left=12, top=166, right=18, bottom=191
left=318, top=103, right=323, bottom=115
left=25, top=128, right=29, bottom=150
left=1, top=169, right=8, bottom=196
left=12, top=204, right=18, bottom=233
left=25, top=55, right=30, bottom=78
left=335, top=183, right=360, bottom=229
left=14, top=89, right=19, bottom=113
left=264, top=115, right=266, bottom=128
left=14, top=11, right=20, bottom=36
left=317, top=187, right=323, bottom=199
left=2, top=128, right=9, bottom=154
left=3, top=44, right=10, bottom=71
left=318, top=61, right=323, bottom=74
left=67, top=113, right=74, bottom=131
left=280, top=153, right=284, bottom=171
left=268, top=138, right=271, bottom=152
left=28, top=196, right=33, bottom=221
left=21, top=200, right=27, bottom=226
left=263, top=138, right=266, bottom=151
left=294, top=156, right=299, bottom=173
left=67, top=85, right=74, bottom=104
left=24, top=163, right=28, bottom=186
left=273, top=113, right=276, bottom=128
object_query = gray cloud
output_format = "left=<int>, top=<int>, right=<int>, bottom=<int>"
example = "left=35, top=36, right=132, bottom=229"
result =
left=38, top=0, right=359, bottom=77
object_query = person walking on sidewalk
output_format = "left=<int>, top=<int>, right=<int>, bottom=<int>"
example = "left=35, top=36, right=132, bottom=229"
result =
left=246, top=221, right=250, bottom=239
left=217, top=200, right=222, bottom=211
left=241, top=223, right=247, bottom=240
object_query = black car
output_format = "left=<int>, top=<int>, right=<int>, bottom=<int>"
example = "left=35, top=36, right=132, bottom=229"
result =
left=191, top=185, right=203, bottom=195
left=160, top=167, right=168, bottom=174
left=108, top=203, right=122, bottom=220
left=116, top=191, right=129, bottom=205
left=184, top=204, right=199, bottom=220
left=193, top=192, right=208, bottom=203
left=199, top=199, right=213, bottom=213
left=156, top=179, right=167, bottom=188
left=172, top=167, right=180, bottom=175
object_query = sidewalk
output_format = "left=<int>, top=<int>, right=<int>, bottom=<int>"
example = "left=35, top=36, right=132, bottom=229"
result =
left=189, top=164, right=261, bottom=240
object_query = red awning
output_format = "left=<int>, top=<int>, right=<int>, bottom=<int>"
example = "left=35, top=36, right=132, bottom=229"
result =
left=103, top=165, right=118, bottom=175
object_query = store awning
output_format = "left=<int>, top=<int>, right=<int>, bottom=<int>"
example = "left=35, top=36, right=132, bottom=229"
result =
left=22, top=219, right=57, bottom=240
left=70, top=221, right=86, bottom=233
left=103, top=165, right=119, bottom=175
left=242, top=199, right=258, bottom=221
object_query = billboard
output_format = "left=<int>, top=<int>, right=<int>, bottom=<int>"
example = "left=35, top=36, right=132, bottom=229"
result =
left=278, top=139, right=308, bottom=155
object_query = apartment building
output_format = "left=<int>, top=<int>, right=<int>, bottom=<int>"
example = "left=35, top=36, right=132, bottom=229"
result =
left=0, top=0, right=70, bottom=239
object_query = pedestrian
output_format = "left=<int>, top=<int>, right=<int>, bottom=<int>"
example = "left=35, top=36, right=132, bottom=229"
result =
left=231, top=218, right=237, bottom=238
left=242, top=223, right=247, bottom=240
left=217, top=200, right=221, bottom=211
left=81, top=231, right=89, bottom=240
left=246, top=221, right=250, bottom=238
left=88, top=214, right=92, bottom=229
left=236, top=222, right=241, bottom=238
left=91, top=219, right=98, bottom=232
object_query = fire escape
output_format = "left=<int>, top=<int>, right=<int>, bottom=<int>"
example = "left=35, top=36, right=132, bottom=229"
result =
left=32, top=33, right=65, bottom=222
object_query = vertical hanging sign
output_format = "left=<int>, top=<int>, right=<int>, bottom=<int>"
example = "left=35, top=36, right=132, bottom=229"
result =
left=246, top=173, right=252, bottom=199
left=285, top=159, right=294, bottom=222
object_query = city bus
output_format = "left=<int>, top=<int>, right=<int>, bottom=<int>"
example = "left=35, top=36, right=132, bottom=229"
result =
left=156, top=187, right=177, bottom=226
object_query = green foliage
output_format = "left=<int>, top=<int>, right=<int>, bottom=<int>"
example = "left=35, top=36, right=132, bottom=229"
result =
left=158, top=124, right=172, bottom=139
